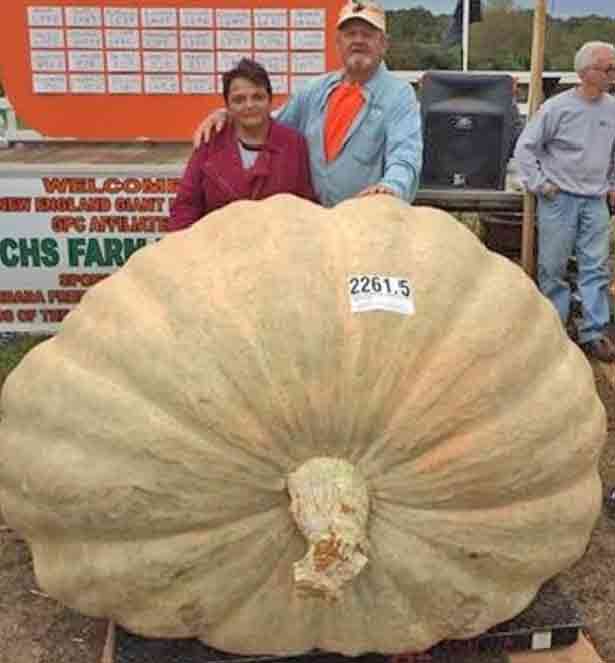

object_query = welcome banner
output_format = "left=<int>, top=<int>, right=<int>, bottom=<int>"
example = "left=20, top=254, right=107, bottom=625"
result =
left=0, top=172, right=179, bottom=333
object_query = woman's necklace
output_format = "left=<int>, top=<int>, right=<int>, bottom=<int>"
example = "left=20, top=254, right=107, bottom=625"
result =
left=237, top=137, right=264, bottom=152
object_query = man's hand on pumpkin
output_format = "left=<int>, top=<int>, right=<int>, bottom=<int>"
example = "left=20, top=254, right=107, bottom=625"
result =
left=356, top=184, right=397, bottom=198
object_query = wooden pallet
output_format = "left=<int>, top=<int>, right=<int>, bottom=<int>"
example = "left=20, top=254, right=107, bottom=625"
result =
left=510, top=634, right=603, bottom=663
left=100, top=623, right=602, bottom=663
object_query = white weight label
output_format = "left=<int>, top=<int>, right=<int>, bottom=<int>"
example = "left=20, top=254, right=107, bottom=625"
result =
left=348, top=274, right=415, bottom=315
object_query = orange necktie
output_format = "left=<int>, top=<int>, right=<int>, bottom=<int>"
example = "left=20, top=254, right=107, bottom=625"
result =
left=324, top=82, right=365, bottom=162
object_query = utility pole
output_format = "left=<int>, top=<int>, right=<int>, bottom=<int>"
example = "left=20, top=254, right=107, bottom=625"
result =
left=462, top=0, right=470, bottom=71
left=521, top=0, right=547, bottom=277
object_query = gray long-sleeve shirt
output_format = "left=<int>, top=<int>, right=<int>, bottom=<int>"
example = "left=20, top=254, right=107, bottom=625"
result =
left=513, top=88, right=615, bottom=197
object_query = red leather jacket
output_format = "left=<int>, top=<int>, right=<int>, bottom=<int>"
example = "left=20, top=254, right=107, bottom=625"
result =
left=169, top=120, right=316, bottom=231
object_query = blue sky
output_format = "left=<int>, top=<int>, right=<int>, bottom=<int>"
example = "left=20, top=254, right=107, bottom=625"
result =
left=381, top=0, right=615, bottom=19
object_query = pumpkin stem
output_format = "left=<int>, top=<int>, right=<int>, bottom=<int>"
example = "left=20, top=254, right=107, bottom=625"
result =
left=287, top=457, right=370, bottom=602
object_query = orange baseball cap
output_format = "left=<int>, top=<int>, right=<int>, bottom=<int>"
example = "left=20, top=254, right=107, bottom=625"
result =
left=337, top=0, right=386, bottom=32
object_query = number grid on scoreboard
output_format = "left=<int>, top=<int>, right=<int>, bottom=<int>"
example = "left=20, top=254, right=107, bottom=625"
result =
left=26, top=5, right=329, bottom=96
left=0, top=1, right=344, bottom=138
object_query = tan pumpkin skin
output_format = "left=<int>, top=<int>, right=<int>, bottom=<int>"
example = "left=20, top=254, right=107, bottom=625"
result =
left=0, top=195, right=605, bottom=655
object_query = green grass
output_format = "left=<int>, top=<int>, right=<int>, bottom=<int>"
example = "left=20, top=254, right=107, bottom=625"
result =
left=454, top=212, right=484, bottom=240
left=0, top=335, right=50, bottom=395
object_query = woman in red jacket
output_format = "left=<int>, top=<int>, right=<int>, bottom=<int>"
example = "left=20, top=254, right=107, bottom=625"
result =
left=169, top=59, right=316, bottom=231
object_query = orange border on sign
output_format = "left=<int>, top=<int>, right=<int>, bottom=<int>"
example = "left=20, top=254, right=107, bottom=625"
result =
left=0, top=0, right=345, bottom=140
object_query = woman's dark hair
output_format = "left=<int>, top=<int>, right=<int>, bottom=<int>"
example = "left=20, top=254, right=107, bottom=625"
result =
left=222, top=58, right=273, bottom=102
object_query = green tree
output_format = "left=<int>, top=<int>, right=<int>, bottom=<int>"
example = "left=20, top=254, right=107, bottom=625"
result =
left=385, top=8, right=615, bottom=73
left=485, top=0, right=517, bottom=10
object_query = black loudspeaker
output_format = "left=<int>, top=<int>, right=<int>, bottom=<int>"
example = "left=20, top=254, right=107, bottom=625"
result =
left=420, top=72, right=514, bottom=190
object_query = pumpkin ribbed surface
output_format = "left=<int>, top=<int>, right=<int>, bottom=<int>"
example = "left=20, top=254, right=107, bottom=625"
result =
left=0, top=194, right=605, bottom=655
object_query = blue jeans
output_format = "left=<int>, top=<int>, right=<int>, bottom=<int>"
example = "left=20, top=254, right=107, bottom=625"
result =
left=537, top=190, right=611, bottom=344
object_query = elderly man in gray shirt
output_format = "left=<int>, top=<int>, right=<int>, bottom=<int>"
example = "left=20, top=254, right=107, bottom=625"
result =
left=515, top=41, right=615, bottom=362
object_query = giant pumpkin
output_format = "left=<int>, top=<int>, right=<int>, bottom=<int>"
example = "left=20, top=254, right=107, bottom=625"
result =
left=0, top=195, right=605, bottom=655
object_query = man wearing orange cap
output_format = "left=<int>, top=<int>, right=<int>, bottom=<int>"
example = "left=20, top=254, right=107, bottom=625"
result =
left=193, top=0, right=422, bottom=208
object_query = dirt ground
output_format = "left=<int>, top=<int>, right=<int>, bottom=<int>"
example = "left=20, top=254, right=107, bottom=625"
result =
left=1, top=363, right=615, bottom=663
left=0, top=516, right=108, bottom=663
left=557, top=362, right=615, bottom=662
